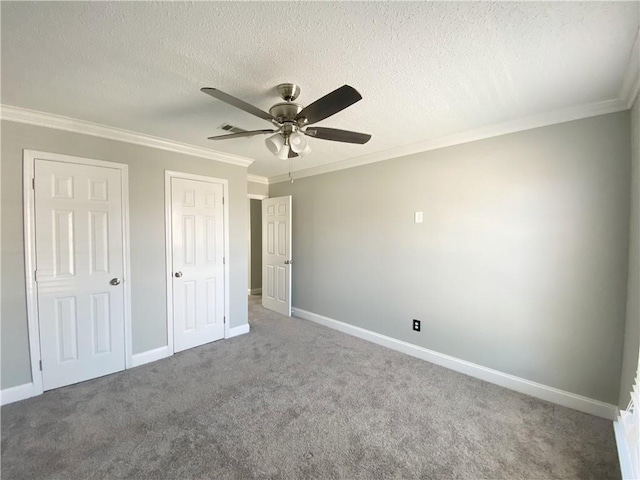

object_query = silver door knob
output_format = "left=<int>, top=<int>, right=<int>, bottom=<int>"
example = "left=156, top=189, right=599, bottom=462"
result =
left=110, top=278, right=121, bottom=286
left=174, top=271, right=183, bottom=278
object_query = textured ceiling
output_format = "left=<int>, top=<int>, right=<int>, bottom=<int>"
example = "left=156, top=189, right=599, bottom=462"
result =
left=2, top=2, right=638, bottom=177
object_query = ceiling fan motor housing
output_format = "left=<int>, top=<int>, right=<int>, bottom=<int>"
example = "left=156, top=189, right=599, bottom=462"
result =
left=269, top=102, right=303, bottom=124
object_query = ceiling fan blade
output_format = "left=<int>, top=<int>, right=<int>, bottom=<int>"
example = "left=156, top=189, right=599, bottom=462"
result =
left=288, top=148, right=299, bottom=159
left=207, top=129, right=275, bottom=140
left=304, top=127, right=371, bottom=144
left=296, top=85, right=362, bottom=125
left=201, top=88, right=274, bottom=121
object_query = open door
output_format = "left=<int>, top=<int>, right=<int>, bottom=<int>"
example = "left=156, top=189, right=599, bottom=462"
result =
left=262, top=196, right=292, bottom=316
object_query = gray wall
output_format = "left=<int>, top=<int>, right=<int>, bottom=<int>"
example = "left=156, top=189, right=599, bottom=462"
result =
left=249, top=199, right=263, bottom=291
left=1, top=120, right=249, bottom=390
left=248, top=180, right=268, bottom=197
left=620, top=97, right=640, bottom=408
left=271, top=112, right=631, bottom=404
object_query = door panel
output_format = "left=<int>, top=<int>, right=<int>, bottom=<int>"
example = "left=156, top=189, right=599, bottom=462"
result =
left=89, top=211, right=109, bottom=273
left=55, top=296, right=78, bottom=361
left=171, top=177, right=225, bottom=352
left=35, top=159, right=126, bottom=391
left=91, top=293, right=111, bottom=354
left=262, top=196, right=292, bottom=316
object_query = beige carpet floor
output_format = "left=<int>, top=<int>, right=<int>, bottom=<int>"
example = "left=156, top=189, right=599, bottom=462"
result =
left=1, top=295, right=620, bottom=479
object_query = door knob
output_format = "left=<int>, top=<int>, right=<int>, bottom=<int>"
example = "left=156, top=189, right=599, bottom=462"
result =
left=284, top=260, right=293, bottom=265
left=174, top=271, right=183, bottom=278
left=110, top=278, right=121, bottom=286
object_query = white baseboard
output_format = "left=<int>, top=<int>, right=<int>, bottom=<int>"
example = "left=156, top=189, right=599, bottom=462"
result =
left=130, top=346, right=171, bottom=368
left=249, top=288, right=262, bottom=295
left=292, top=307, right=619, bottom=420
left=227, top=323, right=250, bottom=338
left=614, top=416, right=635, bottom=479
left=1, top=382, right=37, bottom=406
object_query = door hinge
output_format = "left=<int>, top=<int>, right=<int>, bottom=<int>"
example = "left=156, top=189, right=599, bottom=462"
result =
left=34, top=270, right=38, bottom=282
left=222, top=197, right=225, bottom=205
left=224, top=316, right=226, bottom=324
left=39, top=360, right=42, bottom=371
left=223, top=257, right=226, bottom=265
left=32, top=178, right=35, bottom=189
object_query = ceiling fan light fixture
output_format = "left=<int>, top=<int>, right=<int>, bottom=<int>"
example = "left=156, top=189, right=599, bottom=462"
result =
left=276, top=144, right=290, bottom=160
left=265, top=133, right=285, bottom=155
left=298, top=143, right=312, bottom=156
left=289, top=131, right=308, bottom=153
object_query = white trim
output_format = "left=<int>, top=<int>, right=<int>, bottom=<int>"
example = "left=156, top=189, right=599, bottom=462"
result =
left=164, top=170, right=232, bottom=343
left=626, top=76, right=640, bottom=110
left=222, top=177, right=232, bottom=339
left=269, top=98, right=627, bottom=184
left=249, top=288, right=262, bottom=295
left=2, top=98, right=629, bottom=186
left=248, top=194, right=268, bottom=200
left=615, top=417, right=636, bottom=479
left=2, top=105, right=254, bottom=167
left=164, top=175, right=175, bottom=356
left=23, top=154, right=44, bottom=397
left=227, top=324, right=250, bottom=338
left=620, top=29, right=640, bottom=109
left=247, top=174, right=269, bottom=185
left=122, top=166, right=133, bottom=369
left=130, top=346, right=171, bottom=368
left=292, top=307, right=619, bottom=420
left=1, top=383, right=37, bottom=406
left=23, top=150, right=133, bottom=394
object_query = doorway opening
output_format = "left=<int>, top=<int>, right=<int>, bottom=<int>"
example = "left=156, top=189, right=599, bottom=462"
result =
left=248, top=194, right=267, bottom=297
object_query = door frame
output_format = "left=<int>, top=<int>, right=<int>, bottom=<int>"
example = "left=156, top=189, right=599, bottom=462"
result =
left=247, top=194, right=268, bottom=294
left=23, top=150, right=133, bottom=396
left=164, top=170, right=231, bottom=353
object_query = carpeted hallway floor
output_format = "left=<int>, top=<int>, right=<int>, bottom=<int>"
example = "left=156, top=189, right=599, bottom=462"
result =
left=1, top=295, right=620, bottom=479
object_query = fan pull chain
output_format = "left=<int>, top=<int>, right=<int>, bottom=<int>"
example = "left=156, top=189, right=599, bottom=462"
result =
left=289, top=157, right=294, bottom=183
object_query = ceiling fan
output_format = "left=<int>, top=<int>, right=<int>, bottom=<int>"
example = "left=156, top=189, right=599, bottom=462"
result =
left=201, top=83, right=372, bottom=160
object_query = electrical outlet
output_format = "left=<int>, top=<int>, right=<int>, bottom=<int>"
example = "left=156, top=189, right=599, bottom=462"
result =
left=413, top=319, right=421, bottom=332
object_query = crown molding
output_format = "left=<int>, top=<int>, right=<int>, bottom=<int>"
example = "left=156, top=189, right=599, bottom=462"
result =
left=0, top=105, right=255, bottom=168
left=620, top=29, right=640, bottom=109
left=269, top=97, right=627, bottom=184
left=247, top=174, right=269, bottom=185
left=2, top=90, right=631, bottom=184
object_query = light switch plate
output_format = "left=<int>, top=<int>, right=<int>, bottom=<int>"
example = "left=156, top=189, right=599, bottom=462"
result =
left=414, top=211, right=423, bottom=223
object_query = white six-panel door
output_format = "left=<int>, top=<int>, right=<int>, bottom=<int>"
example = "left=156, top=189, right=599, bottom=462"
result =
left=34, top=159, right=126, bottom=391
left=171, top=177, right=225, bottom=352
left=262, top=196, right=292, bottom=316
